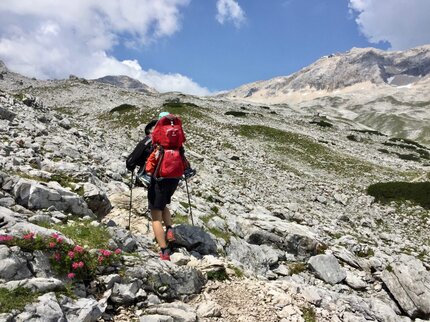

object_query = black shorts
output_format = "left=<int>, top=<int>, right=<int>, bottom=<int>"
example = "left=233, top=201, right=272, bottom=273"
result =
left=148, top=179, right=179, bottom=210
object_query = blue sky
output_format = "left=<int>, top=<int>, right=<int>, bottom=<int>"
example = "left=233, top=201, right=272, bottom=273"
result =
left=0, top=0, right=429, bottom=95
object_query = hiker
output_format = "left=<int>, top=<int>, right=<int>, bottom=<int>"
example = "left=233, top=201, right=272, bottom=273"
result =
left=145, top=111, right=190, bottom=260
left=125, top=119, right=157, bottom=186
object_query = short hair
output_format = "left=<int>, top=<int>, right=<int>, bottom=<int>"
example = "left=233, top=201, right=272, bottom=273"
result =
left=144, top=120, right=157, bottom=135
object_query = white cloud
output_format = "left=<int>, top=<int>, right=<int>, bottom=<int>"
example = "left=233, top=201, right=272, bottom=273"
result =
left=349, top=0, right=430, bottom=50
left=216, top=0, right=245, bottom=28
left=0, top=0, right=211, bottom=95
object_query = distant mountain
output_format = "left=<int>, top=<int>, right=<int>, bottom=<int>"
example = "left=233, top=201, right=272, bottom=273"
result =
left=223, top=45, right=430, bottom=104
left=221, top=45, right=430, bottom=143
left=94, top=75, right=158, bottom=94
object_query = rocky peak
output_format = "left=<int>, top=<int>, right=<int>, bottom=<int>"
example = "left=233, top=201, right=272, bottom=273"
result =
left=94, top=75, right=158, bottom=94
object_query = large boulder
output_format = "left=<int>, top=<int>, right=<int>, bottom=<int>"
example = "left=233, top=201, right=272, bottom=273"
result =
left=173, top=225, right=217, bottom=255
left=14, top=292, right=64, bottom=322
left=308, top=254, right=346, bottom=285
left=0, top=245, right=33, bottom=280
left=381, top=255, right=430, bottom=319
left=243, top=218, right=319, bottom=259
left=126, top=259, right=205, bottom=300
left=226, top=237, right=280, bottom=276
left=12, top=178, right=93, bottom=217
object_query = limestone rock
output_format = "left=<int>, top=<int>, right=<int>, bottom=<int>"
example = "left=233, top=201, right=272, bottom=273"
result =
left=308, top=254, right=346, bottom=285
left=381, top=255, right=430, bottom=318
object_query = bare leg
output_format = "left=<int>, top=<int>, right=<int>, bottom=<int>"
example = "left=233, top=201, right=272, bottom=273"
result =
left=151, top=209, right=167, bottom=249
left=162, top=207, right=173, bottom=227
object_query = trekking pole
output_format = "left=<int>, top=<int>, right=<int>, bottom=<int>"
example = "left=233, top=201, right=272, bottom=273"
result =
left=184, top=178, right=194, bottom=226
left=128, top=171, right=134, bottom=232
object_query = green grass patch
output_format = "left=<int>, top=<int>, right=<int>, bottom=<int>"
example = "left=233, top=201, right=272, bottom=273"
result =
left=173, top=212, right=190, bottom=225
left=200, top=214, right=215, bottom=224
left=367, top=182, right=430, bottom=209
left=50, top=220, right=111, bottom=249
left=228, top=264, right=244, bottom=278
left=301, top=306, right=317, bottom=322
left=0, top=287, right=39, bottom=313
left=162, top=101, right=206, bottom=120
left=99, top=105, right=156, bottom=128
left=207, top=269, right=229, bottom=281
left=237, top=125, right=379, bottom=177
left=288, top=262, right=307, bottom=275
left=208, top=228, right=230, bottom=242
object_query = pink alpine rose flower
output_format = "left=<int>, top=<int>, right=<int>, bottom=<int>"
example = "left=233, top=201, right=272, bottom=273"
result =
left=74, top=245, right=84, bottom=253
left=67, top=251, right=75, bottom=259
left=67, top=272, right=75, bottom=279
left=78, top=261, right=84, bottom=268
left=114, top=248, right=122, bottom=255
left=0, top=235, right=13, bottom=242
left=72, top=262, right=79, bottom=269
left=23, top=232, right=35, bottom=240
left=48, top=242, right=56, bottom=248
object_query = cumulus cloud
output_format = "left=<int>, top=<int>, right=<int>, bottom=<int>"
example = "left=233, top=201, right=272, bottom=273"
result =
left=0, top=0, right=210, bottom=95
left=216, top=0, right=246, bottom=28
left=349, top=0, right=430, bottom=50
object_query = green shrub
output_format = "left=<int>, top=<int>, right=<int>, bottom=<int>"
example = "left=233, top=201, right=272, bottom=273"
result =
left=109, top=104, right=137, bottom=114
left=207, top=269, right=229, bottom=281
left=225, top=111, right=248, bottom=117
left=289, top=262, right=307, bottom=275
left=0, top=287, right=39, bottom=313
left=309, top=120, right=333, bottom=128
left=367, top=182, right=430, bottom=209
left=208, top=228, right=230, bottom=242
left=302, top=306, right=316, bottom=322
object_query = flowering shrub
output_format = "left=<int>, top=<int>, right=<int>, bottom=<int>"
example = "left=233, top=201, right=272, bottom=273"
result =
left=0, top=232, right=122, bottom=281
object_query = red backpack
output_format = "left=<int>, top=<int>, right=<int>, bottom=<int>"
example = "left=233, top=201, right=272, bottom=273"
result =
left=152, top=114, right=187, bottom=179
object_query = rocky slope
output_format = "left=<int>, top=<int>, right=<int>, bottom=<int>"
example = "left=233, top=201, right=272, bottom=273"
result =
left=222, top=45, right=430, bottom=144
left=0, top=61, right=430, bottom=321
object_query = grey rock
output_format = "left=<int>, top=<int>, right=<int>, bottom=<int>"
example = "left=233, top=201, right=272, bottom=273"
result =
left=126, top=259, right=205, bottom=299
left=145, top=302, right=197, bottom=322
left=196, top=300, right=222, bottom=318
left=83, top=182, right=112, bottom=218
left=60, top=296, right=104, bottom=322
left=0, top=106, right=16, bottom=121
left=227, top=237, right=279, bottom=276
left=0, top=197, right=15, bottom=207
left=2, top=277, right=63, bottom=292
left=140, top=315, right=174, bottom=322
left=111, top=281, right=143, bottom=304
left=99, top=274, right=121, bottom=290
left=12, top=179, right=93, bottom=217
left=173, top=225, right=217, bottom=255
left=15, top=292, right=64, bottom=322
left=345, top=272, right=367, bottom=290
left=381, top=255, right=430, bottom=318
left=249, top=220, right=319, bottom=259
left=308, top=254, right=346, bottom=285
left=0, top=245, right=33, bottom=280
left=29, top=250, right=54, bottom=278
left=107, top=226, right=137, bottom=252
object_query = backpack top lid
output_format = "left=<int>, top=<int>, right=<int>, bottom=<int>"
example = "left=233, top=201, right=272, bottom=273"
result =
left=152, top=113, right=186, bottom=148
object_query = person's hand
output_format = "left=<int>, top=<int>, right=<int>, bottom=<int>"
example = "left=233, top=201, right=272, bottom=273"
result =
left=183, top=168, right=196, bottom=179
